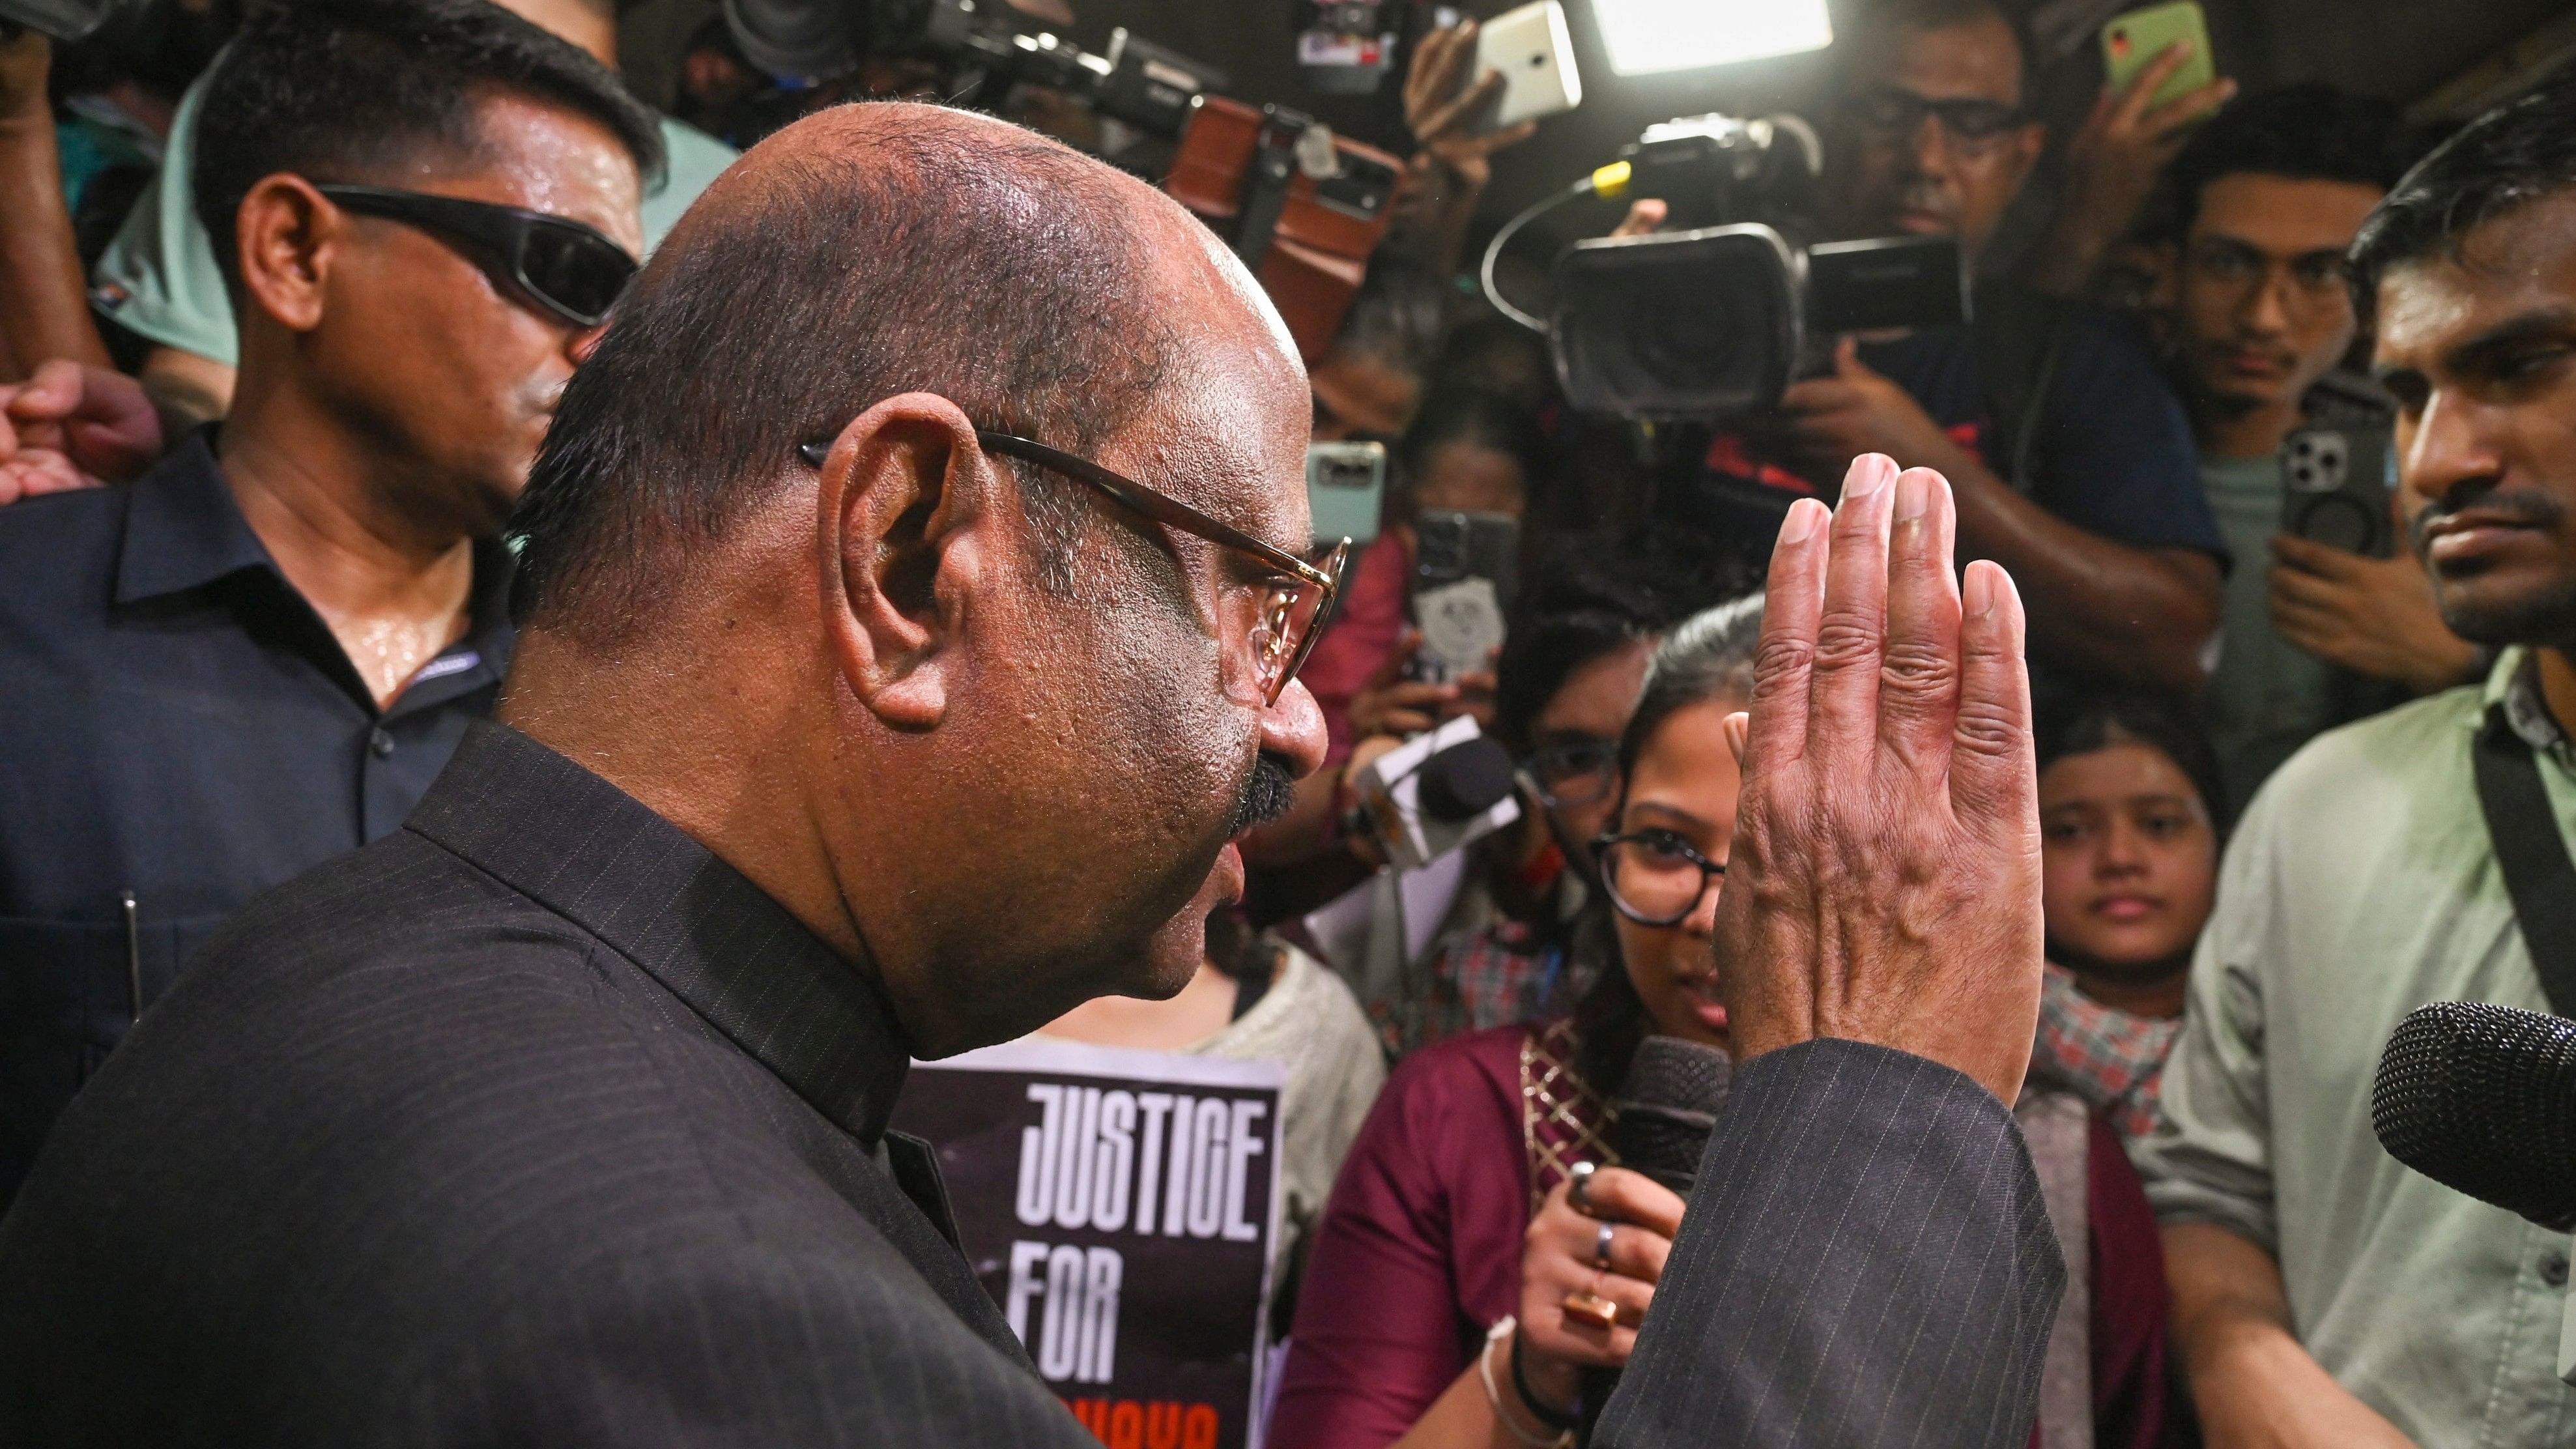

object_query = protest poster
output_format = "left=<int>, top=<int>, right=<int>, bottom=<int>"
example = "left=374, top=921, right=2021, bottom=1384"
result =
left=893, top=1037, right=1285, bottom=1449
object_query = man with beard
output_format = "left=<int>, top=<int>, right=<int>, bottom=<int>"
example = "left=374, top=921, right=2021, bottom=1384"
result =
left=0, top=0, right=656, bottom=1203
left=2136, top=72, right=2576, bottom=1446
left=0, top=81, right=2072, bottom=1449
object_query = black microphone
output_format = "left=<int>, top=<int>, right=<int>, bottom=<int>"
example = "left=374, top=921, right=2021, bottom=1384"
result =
left=1577, top=1037, right=1732, bottom=1440
left=2371, top=1001, right=2576, bottom=1231
left=1608, top=1035, right=1734, bottom=1194
left=1415, top=735, right=1517, bottom=822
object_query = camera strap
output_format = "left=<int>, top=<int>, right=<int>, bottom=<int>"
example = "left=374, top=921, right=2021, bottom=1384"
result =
left=1969, top=282, right=2068, bottom=495
left=2472, top=702, right=2576, bottom=1018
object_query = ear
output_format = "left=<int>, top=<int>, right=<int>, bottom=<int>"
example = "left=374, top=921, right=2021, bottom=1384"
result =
left=234, top=173, right=343, bottom=334
left=814, top=393, right=989, bottom=733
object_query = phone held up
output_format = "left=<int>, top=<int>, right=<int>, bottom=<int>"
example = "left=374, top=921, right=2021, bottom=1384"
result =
left=1411, top=510, right=1518, bottom=683
left=2100, top=1, right=2214, bottom=108
left=1472, top=0, right=1582, bottom=132
left=2282, top=373, right=2396, bottom=557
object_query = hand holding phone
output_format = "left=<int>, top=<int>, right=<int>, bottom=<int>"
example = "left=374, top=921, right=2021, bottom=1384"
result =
left=2100, top=3, right=2218, bottom=113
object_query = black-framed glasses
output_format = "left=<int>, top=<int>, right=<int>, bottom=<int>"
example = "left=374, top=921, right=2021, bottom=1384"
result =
left=314, top=184, right=639, bottom=328
left=1594, top=829, right=1726, bottom=926
left=1524, top=738, right=1619, bottom=810
left=797, top=429, right=1352, bottom=705
left=1842, top=87, right=2029, bottom=151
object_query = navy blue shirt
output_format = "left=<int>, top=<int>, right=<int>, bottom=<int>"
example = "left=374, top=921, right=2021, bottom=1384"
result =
left=0, top=430, right=512, bottom=1198
left=1698, top=305, right=2226, bottom=562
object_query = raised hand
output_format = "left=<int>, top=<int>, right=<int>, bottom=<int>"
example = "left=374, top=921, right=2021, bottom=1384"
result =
left=1715, top=453, right=2043, bottom=1103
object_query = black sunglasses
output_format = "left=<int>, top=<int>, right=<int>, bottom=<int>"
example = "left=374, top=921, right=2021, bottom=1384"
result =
left=314, top=184, right=639, bottom=328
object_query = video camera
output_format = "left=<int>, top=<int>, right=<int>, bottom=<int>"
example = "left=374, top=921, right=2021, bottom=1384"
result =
left=1487, top=112, right=1970, bottom=420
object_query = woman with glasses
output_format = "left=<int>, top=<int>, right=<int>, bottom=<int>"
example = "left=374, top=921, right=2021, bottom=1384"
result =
left=1266, top=597, right=1762, bottom=1449
left=1353, top=526, right=1750, bottom=1055
left=1270, top=598, right=2179, bottom=1448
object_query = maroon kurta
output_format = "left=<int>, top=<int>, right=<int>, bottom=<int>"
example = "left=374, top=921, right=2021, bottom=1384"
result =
left=1269, top=1024, right=2177, bottom=1449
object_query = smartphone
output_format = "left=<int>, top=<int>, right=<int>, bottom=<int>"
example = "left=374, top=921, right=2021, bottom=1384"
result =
left=1473, top=0, right=1582, bottom=132
left=2100, top=2, right=2214, bottom=110
left=2283, top=425, right=2394, bottom=556
left=1412, top=510, right=1519, bottom=682
left=1306, top=441, right=1386, bottom=547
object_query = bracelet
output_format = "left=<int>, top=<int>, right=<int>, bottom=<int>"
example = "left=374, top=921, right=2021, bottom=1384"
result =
left=1478, top=1318, right=1571, bottom=1448
left=1509, top=1322, right=1584, bottom=1433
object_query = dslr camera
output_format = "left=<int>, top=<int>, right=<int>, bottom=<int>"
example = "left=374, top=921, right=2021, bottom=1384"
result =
left=1520, top=113, right=1969, bottom=420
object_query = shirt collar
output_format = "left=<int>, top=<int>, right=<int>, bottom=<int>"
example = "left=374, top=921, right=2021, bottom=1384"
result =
left=112, top=427, right=274, bottom=605
left=405, top=720, right=912, bottom=1143
left=2482, top=646, right=2573, bottom=765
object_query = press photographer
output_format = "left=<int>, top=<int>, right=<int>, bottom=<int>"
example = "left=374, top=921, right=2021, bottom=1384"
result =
left=1511, top=0, right=2225, bottom=699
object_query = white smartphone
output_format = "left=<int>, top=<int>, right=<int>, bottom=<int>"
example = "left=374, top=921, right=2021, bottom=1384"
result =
left=1473, top=0, right=1582, bottom=130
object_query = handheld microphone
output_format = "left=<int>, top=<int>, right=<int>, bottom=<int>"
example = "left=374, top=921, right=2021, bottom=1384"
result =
left=1579, top=1037, right=1733, bottom=1437
left=2371, top=1001, right=2576, bottom=1232
left=1608, top=1035, right=1734, bottom=1194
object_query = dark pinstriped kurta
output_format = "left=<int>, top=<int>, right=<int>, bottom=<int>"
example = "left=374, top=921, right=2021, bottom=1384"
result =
left=0, top=721, right=2063, bottom=1445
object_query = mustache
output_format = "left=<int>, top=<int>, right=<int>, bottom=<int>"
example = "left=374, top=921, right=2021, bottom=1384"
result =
left=1225, top=754, right=1299, bottom=838
left=2411, top=485, right=2567, bottom=557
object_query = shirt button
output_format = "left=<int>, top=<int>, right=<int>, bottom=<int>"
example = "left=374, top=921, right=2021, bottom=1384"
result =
left=369, top=728, right=395, bottom=759
left=2543, top=1254, right=2569, bottom=1288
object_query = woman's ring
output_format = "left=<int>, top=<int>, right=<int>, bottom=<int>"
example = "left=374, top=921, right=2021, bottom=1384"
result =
left=1560, top=1289, right=1619, bottom=1332
left=1592, top=1220, right=1616, bottom=1270
left=1566, top=1160, right=1598, bottom=1215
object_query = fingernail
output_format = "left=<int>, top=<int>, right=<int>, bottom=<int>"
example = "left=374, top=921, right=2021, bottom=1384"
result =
left=1844, top=453, right=1893, bottom=499
left=1780, top=497, right=1824, bottom=544
left=1895, top=469, right=1931, bottom=524
left=1966, top=564, right=1996, bottom=618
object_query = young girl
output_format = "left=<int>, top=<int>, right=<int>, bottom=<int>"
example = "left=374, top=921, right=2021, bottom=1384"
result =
left=2031, top=693, right=2225, bottom=1140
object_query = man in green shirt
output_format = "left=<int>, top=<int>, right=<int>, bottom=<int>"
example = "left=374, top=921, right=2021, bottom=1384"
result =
left=2138, top=74, right=2576, bottom=1446
left=2155, top=87, right=2473, bottom=809
left=89, top=0, right=735, bottom=431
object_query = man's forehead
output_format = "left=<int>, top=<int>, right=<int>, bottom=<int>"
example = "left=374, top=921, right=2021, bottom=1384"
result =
left=1856, top=18, right=2023, bottom=104
left=445, top=91, right=646, bottom=253
left=2375, top=194, right=2576, bottom=362
left=2193, top=175, right=2383, bottom=253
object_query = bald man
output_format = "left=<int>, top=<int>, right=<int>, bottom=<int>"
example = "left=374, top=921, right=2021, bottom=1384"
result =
left=0, top=103, right=2063, bottom=1446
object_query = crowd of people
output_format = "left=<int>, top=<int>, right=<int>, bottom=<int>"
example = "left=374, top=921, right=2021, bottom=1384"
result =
left=2, top=0, right=2575, bottom=1444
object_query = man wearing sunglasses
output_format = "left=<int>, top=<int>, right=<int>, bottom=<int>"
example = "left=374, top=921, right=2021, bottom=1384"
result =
left=0, top=0, right=656, bottom=1205
left=1685, top=0, right=2225, bottom=704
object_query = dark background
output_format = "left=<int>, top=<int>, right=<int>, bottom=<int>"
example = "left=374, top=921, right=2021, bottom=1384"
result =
left=621, top=0, right=2576, bottom=258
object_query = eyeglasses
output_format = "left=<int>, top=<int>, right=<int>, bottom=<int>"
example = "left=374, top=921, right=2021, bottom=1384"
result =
left=797, top=429, right=1351, bottom=705
left=314, top=184, right=640, bottom=328
left=1594, top=828, right=1726, bottom=926
left=1524, top=738, right=1620, bottom=809
left=1842, top=87, right=2029, bottom=154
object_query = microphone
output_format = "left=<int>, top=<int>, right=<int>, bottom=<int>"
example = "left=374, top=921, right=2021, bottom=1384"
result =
left=2371, top=1001, right=2576, bottom=1231
left=1579, top=1037, right=1732, bottom=1436
left=1608, top=1035, right=1734, bottom=1194
left=1343, top=717, right=1523, bottom=872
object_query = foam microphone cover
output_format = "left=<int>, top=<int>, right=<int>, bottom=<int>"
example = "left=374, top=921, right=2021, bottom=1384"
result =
left=1608, top=1035, right=1732, bottom=1196
left=2372, top=1001, right=2576, bottom=1231
left=1416, top=736, right=1517, bottom=822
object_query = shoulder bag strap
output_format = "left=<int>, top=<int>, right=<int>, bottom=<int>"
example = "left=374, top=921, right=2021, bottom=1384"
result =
left=2472, top=704, right=2576, bottom=1016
